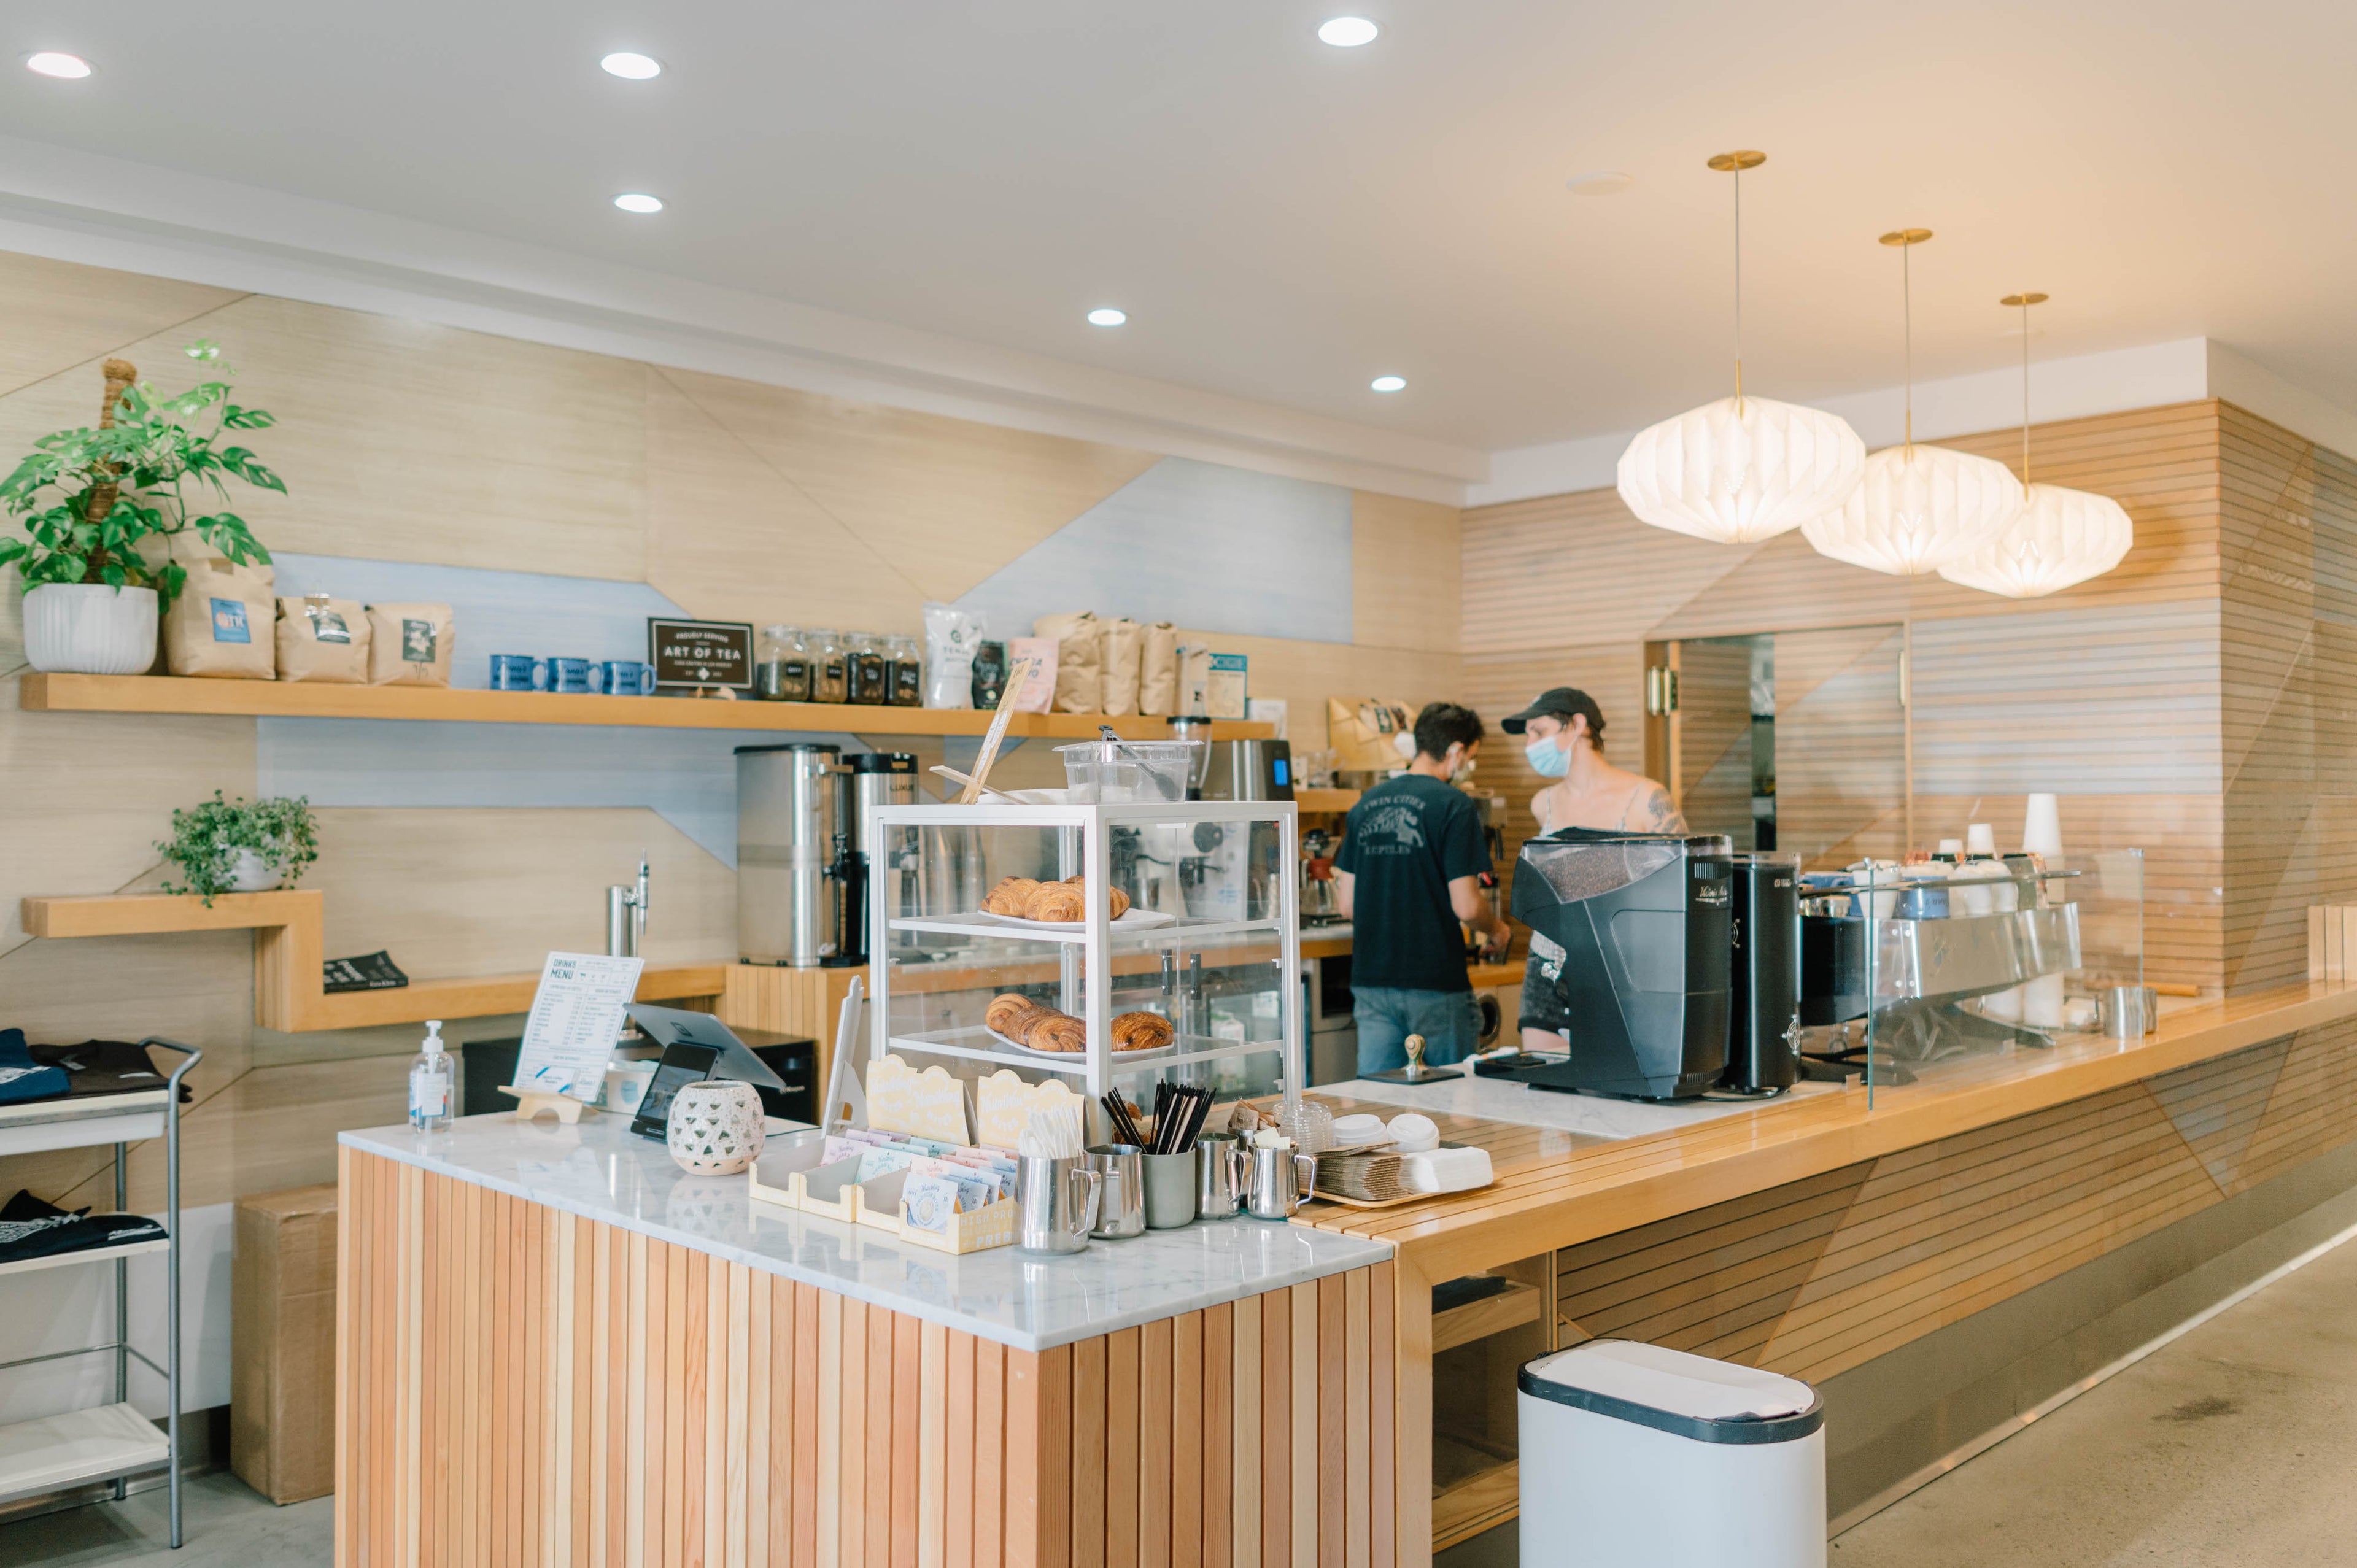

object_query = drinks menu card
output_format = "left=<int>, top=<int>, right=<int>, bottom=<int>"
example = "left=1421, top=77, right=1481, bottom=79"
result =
left=514, top=952, right=644, bottom=1100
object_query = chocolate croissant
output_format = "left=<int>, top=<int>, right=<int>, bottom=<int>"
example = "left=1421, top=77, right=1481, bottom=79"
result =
left=1023, top=882, right=1088, bottom=922
left=1110, top=1011, right=1175, bottom=1051
left=982, top=876, right=1040, bottom=916
left=986, top=992, right=1046, bottom=1037
left=1025, top=1012, right=1088, bottom=1053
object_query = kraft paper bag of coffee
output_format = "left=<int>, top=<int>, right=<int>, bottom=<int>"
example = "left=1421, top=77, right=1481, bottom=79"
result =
left=164, top=550, right=277, bottom=679
left=1138, top=622, right=1180, bottom=716
left=274, top=595, right=370, bottom=683
left=1100, top=618, right=1144, bottom=716
left=1178, top=644, right=1214, bottom=717
left=365, top=602, right=455, bottom=687
left=1032, top=611, right=1102, bottom=714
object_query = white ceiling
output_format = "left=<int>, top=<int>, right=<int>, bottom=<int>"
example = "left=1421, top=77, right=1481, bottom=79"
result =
left=3, top=0, right=2353, bottom=459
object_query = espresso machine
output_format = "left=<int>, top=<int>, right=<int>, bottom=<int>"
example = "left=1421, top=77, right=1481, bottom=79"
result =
left=1508, top=828, right=1735, bottom=1100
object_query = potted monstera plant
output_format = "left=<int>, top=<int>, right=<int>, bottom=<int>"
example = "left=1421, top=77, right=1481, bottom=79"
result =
left=0, top=341, right=281, bottom=673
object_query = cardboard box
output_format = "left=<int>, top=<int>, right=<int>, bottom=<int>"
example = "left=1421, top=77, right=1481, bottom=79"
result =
left=231, top=1183, right=338, bottom=1505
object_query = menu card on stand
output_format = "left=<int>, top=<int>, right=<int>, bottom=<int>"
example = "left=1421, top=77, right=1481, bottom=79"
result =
left=514, top=952, right=645, bottom=1101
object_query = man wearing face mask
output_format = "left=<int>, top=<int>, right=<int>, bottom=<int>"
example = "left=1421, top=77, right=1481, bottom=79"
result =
left=1501, top=687, right=1686, bottom=1052
left=1334, top=702, right=1512, bottom=1074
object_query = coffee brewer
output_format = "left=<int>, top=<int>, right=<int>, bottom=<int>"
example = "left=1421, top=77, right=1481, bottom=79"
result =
left=1509, top=829, right=1735, bottom=1100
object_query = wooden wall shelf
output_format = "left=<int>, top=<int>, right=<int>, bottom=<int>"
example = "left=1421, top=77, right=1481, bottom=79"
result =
left=18, top=673, right=1273, bottom=741
left=1293, top=787, right=1362, bottom=813
left=20, top=890, right=724, bottom=1032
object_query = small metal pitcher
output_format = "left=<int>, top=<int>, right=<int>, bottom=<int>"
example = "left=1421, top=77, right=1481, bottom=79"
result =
left=1086, top=1144, right=1146, bottom=1239
left=1016, top=1154, right=1102, bottom=1255
left=1196, top=1132, right=1248, bottom=1220
left=1246, top=1145, right=1317, bottom=1220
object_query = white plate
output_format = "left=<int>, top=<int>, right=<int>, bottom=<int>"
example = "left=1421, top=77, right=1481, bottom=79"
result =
left=985, top=1026, right=1178, bottom=1064
left=970, top=907, right=1179, bottom=933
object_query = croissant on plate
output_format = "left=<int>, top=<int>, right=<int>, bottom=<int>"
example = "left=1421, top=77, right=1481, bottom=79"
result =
left=982, top=876, right=1040, bottom=916
left=1025, top=1012, right=1088, bottom=1053
left=1023, top=882, right=1088, bottom=922
left=986, top=992, right=1047, bottom=1037
left=1110, top=1011, right=1175, bottom=1051
left=1050, top=876, right=1131, bottom=919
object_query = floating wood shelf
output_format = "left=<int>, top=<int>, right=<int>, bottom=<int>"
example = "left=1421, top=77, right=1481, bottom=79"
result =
left=1430, top=1280, right=1542, bottom=1354
left=18, top=673, right=1273, bottom=741
left=1293, top=787, right=1361, bottom=813
left=20, top=890, right=726, bottom=1032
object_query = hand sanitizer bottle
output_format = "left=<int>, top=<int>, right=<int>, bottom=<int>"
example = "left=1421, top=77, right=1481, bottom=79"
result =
left=409, top=1019, right=453, bottom=1132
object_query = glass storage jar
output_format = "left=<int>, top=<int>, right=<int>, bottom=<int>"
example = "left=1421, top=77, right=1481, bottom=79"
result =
left=888, top=634, right=923, bottom=706
left=849, top=633, right=891, bottom=705
left=810, top=630, right=850, bottom=705
left=754, top=625, right=811, bottom=702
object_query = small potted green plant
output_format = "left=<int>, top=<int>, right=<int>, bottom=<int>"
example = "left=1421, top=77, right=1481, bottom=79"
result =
left=0, top=342, right=282, bottom=674
left=158, top=792, right=319, bottom=904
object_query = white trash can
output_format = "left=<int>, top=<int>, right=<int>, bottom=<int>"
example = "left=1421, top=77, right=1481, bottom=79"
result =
left=1517, top=1339, right=1824, bottom=1567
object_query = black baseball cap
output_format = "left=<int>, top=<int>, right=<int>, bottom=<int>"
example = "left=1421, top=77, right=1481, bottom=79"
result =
left=1500, top=686, right=1606, bottom=736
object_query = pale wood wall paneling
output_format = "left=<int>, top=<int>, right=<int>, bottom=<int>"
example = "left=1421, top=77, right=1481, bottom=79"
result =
left=0, top=250, right=245, bottom=400
left=1350, top=492, right=1463, bottom=655
left=643, top=371, right=929, bottom=634
left=658, top=367, right=1163, bottom=607
left=305, top=805, right=735, bottom=981
left=1668, top=636, right=1754, bottom=844
left=336, top=1148, right=1398, bottom=1567
left=1775, top=624, right=1908, bottom=869
left=1544, top=1019, right=2357, bottom=1392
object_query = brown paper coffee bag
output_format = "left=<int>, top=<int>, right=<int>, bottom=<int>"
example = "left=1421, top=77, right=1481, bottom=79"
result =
left=1138, top=622, right=1180, bottom=716
left=1101, top=618, right=1144, bottom=717
left=1008, top=636, right=1059, bottom=714
left=275, top=595, right=370, bottom=683
left=1033, top=611, right=1102, bottom=714
left=365, top=602, right=454, bottom=687
left=165, top=549, right=277, bottom=679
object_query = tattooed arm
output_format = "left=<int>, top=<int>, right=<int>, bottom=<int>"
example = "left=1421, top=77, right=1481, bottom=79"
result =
left=1631, top=784, right=1687, bottom=833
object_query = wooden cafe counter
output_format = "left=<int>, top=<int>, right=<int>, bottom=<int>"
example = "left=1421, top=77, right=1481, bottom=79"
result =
left=336, top=981, right=2357, bottom=1566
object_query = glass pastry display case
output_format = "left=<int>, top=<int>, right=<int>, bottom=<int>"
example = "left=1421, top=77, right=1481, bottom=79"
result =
left=865, top=801, right=1306, bottom=1118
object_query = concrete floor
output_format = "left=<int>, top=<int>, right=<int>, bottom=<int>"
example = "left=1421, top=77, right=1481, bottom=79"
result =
left=6, top=1234, right=2352, bottom=1566
left=1832, top=1229, right=2357, bottom=1566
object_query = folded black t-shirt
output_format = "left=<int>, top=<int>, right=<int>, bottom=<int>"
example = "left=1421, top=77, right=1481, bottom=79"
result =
left=0, top=1189, right=168, bottom=1265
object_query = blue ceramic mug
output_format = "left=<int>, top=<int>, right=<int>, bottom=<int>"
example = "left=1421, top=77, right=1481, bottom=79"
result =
left=542, top=657, right=593, bottom=694
left=488, top=654, right=538, bottom=690
left=592, top=660, right=648, bottom=696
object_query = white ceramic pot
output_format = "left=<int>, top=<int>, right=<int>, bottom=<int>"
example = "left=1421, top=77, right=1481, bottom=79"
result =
left=222, top=849, right=284, bottom=894
left=665, top=1080, right=765, bottom=1176
left=21, top=582, right=158, bottom=674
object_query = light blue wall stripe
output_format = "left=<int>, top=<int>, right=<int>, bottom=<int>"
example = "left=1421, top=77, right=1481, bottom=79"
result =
left=954, top=457, right=1353, bottom=644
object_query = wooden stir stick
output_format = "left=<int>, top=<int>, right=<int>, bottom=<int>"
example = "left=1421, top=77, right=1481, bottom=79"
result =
left=958, top=655, right=1040, bottom=804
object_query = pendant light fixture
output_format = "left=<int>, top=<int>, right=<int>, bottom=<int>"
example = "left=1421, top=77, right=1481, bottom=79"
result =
left=1937, top=293, right=2135, bottom=597
left=1616, top=151, right=1865, bottom=545
left=1802, top=230, right=2024, bottom=575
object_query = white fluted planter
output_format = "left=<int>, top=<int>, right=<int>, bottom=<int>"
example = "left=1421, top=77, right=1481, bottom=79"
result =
left=665, top=1080, right=765, bottom=1175
left=21, top=583, right=158, bottom=674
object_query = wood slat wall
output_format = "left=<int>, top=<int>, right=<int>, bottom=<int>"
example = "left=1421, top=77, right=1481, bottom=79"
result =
left=1457, top=398, right=2357, bottom=995
left=1546, top=1016, right=2357, bottom=1388
left=335, top=1148, right=1398, bottom=1568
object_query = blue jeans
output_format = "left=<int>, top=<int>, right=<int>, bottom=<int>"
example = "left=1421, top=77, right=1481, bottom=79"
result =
left=1353, top=987, right=1482, bottom=1075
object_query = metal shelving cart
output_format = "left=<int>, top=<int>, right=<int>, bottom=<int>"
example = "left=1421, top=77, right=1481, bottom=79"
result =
left=0, top=1037, right=198, bottom=1547
left=869, top=801, right=1306, bottom=1118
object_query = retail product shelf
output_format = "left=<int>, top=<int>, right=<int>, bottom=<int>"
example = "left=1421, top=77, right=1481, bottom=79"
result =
left=18, top=673, right=1272, bottom=740
left=20, top=890, right=725, bottom=1031
left=0, top=1235, right=171, bottom=1281
left=0, top=1402, right=171, bottom=1506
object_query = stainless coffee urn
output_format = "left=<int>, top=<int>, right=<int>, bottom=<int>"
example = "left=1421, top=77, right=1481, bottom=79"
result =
left=736, top=743, right=846, bottom=967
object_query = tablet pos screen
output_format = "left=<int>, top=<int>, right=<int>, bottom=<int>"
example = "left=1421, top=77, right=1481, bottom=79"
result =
left=631, top=1042, right=721, bottom=1140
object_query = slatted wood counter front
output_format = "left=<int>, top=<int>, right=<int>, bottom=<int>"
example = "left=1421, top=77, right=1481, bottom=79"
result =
left=336, top=1146, right=1397, bottom=1568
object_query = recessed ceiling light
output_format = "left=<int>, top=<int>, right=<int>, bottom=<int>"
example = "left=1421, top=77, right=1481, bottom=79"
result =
left=1317, top=17, right=1380, bottom=47
left=1371, top=375, right=1407, bottom=393
left=1566, top=171, right=1635, bottom=197
left=600, top=52, right=662, bottom=80
left=26, top=51, right=91, bottom=79
left=613, top=192, right=664, bottom=214
left=1086, top=307, right=1128, bottom=328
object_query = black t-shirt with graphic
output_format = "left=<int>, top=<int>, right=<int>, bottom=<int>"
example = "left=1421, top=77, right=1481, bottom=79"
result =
left=1336, top=774, right=1490, bottom=994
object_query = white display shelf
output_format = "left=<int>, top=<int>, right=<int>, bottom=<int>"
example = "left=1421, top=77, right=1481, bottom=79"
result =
left=0, top=1091, right=169, bottom=1158
left=0, top=1235, right=169, bottom=1280
left=886, top=914, right=1280, bottom=946
left=884, top=1028, right=1282, bottom=1078
left=0, top=1401, right=169, bottom=1505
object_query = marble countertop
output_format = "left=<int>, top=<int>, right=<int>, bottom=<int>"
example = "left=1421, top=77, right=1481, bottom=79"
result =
left=1324, top=1069, right=1841, bottom=1139
left=341, top=1115, right=1392, bottom=1351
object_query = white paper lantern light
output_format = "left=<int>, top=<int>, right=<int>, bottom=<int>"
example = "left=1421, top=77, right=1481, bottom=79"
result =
left=1937, top=482, right=2134, bottom=597
left=1801, top=441, right=2025, bottom=575
left=1616, top=395, right=1867, bottom=544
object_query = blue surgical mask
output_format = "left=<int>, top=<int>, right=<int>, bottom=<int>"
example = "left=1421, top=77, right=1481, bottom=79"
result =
left=1525, top=735, right=1569, bottom=778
